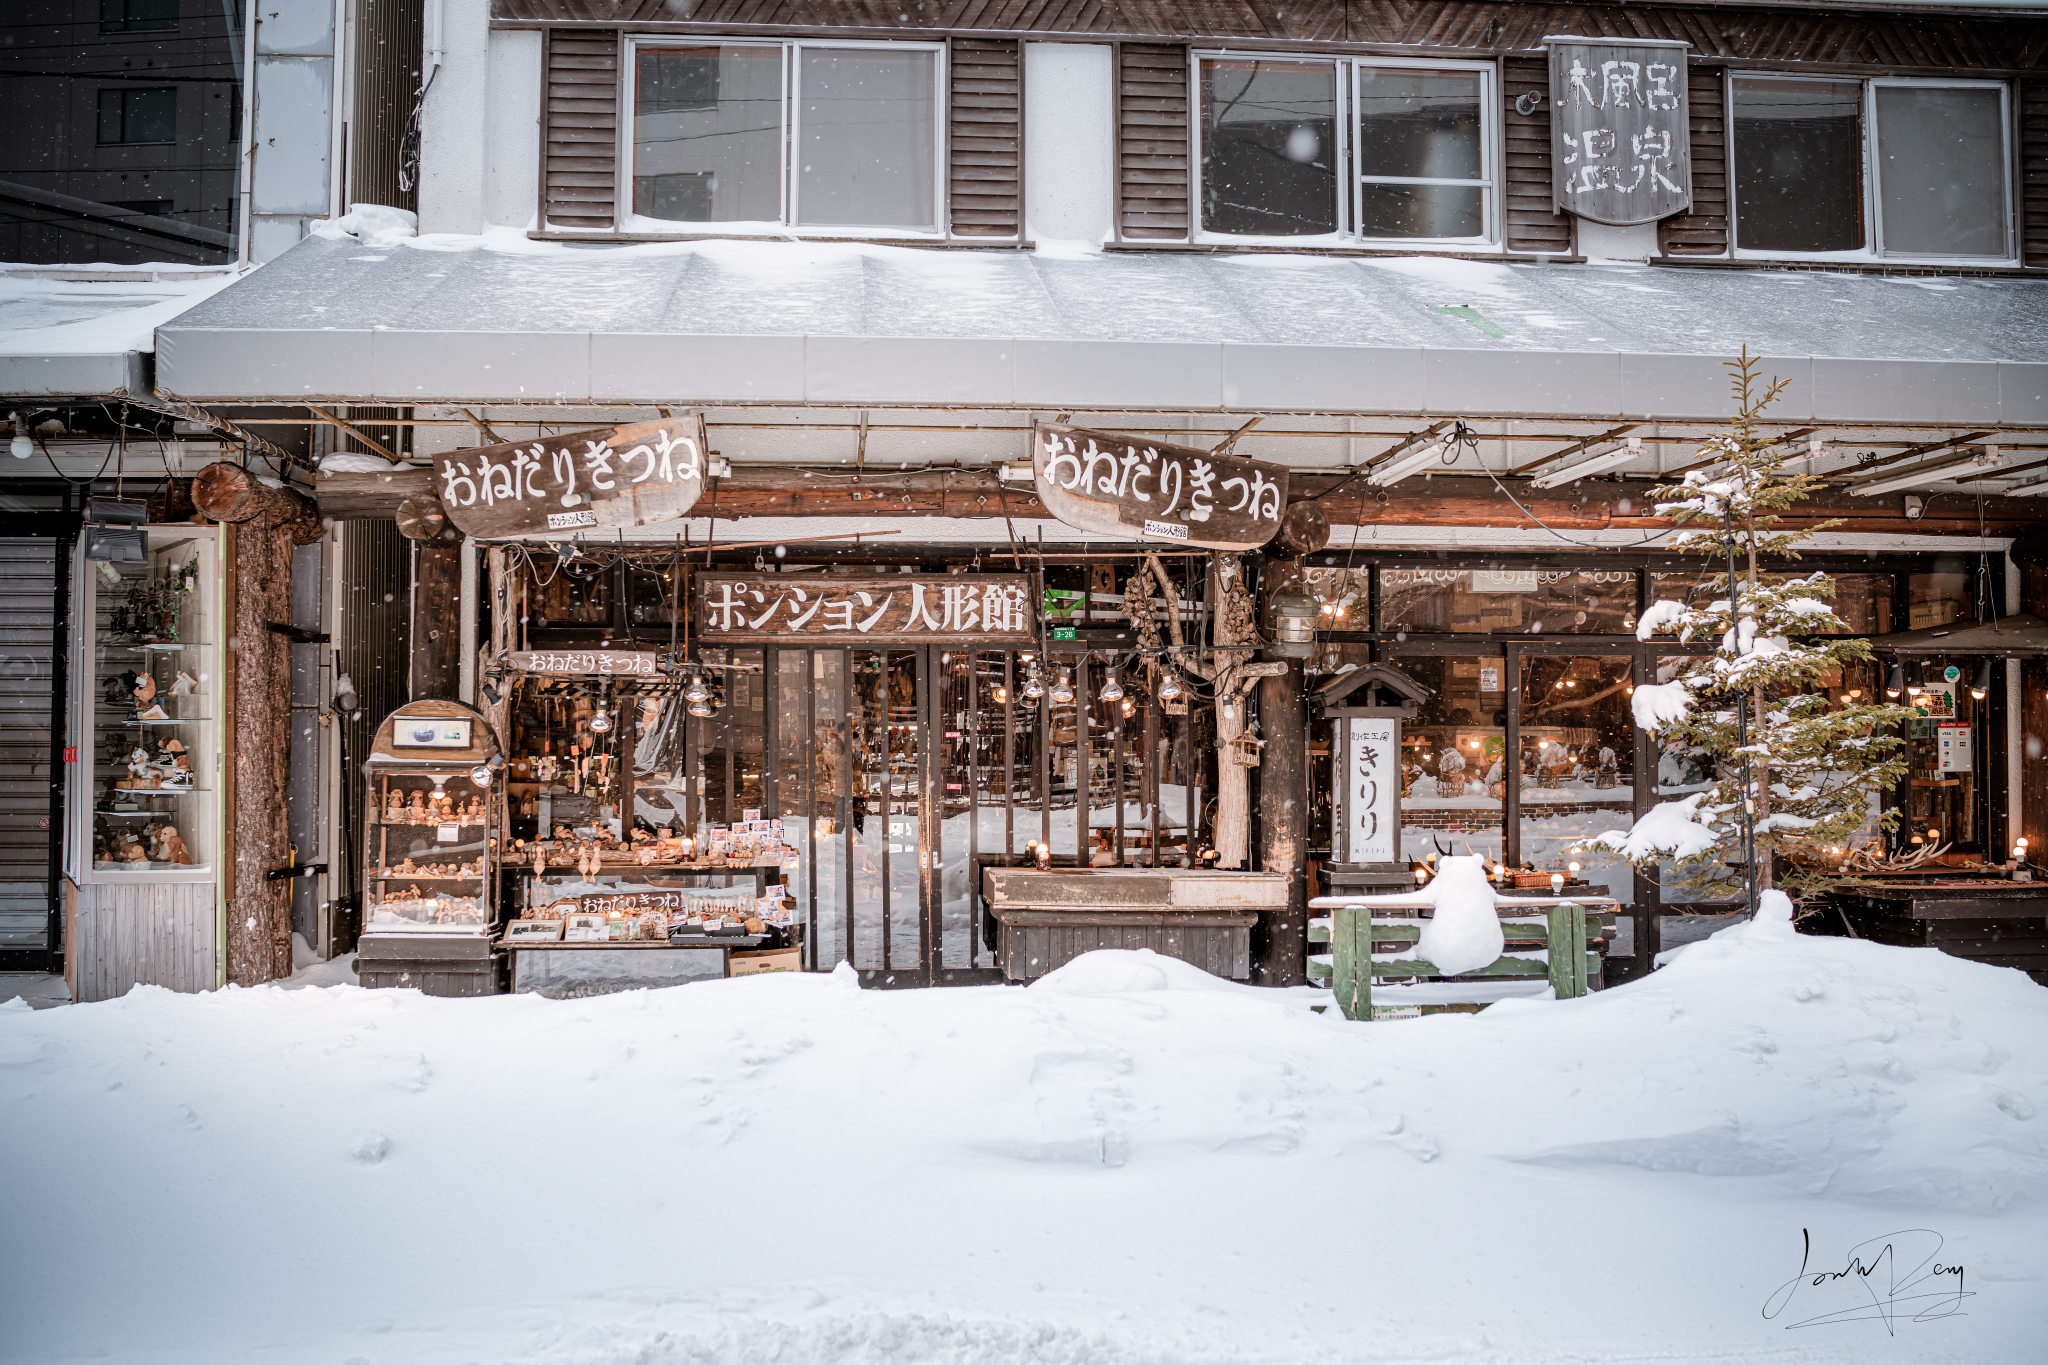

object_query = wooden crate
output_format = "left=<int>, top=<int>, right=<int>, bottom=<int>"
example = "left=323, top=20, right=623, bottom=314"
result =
left=992, top=908, right=1256, bottom=982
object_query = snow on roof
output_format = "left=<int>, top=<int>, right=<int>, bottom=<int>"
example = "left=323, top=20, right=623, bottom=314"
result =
left=151, top=229, right=2048, bottom=422
left=1, top=264, right=242, bottom=398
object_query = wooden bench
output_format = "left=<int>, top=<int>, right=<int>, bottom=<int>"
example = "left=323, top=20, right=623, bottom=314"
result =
left=1306, top=895, right=1617, bottom=1021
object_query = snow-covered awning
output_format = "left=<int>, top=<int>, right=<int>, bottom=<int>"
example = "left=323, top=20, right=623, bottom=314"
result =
left=1, top=266, right=241, bottom=399
left=153, top=230, right=2048, bottom=424
left=1872, top=611, right=2048, bottom=656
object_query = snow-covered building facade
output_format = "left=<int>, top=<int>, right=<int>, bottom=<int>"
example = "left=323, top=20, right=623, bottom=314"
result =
left=9, top=0, right=2048, bottom=996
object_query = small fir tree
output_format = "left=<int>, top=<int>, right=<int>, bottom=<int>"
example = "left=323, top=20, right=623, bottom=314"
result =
left=1595, top=351, right=1911, bottom=902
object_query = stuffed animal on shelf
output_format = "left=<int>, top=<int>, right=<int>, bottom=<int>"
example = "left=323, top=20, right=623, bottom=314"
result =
left=148, top=824, right=192, bottom=865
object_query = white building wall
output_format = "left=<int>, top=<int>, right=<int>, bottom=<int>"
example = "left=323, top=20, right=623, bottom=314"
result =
left=416, top=0, right=492, bottom=235
left=1024, top=44, right=1113, bottom=246
left=485, top=29, right=543, bottom=230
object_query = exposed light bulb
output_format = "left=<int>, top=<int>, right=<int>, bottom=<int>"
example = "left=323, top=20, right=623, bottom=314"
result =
left=1099, top=671, right=1124, bottom=702
left=1049, top=671, right=1075, bottom=706
left=588, top=708, right=612, bottom=734
left=1157, top=671, right=1183, bottom=701
left=1021, top=669, right=1045, bottom=700
left=992, top=685, right=1008, bottom=705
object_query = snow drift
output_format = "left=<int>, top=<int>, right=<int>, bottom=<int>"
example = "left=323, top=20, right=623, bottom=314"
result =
left=3, top=922, right=2045, bottom=1365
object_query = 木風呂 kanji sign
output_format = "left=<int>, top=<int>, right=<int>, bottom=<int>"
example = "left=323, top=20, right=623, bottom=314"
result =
left=1547, top=36, right=1691, bottom=226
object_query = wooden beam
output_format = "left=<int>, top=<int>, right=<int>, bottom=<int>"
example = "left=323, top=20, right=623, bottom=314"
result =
left=312, top=466, right=2048, bottom=538
left=305, top=404, right=398, bottom=463
left=1509, top=421, right=1639, bottom=477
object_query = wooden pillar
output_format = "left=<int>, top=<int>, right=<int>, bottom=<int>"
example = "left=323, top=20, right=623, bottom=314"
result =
left=2021, top=550, right=2048, bottom=856
left=193, top=463, right=323, bottom=987
left=410, top=541, right=464, bottom=699
left=1252, top=556, right=1308, bottom=988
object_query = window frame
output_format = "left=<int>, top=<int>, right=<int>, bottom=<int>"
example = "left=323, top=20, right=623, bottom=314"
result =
left=620, top=35, right=949, bottom=239
left=1726, top=71, right=2016, bottom=266
left=1188, top=50, right=1500, bottom=251
left=97, top=86, right=178, bottom=146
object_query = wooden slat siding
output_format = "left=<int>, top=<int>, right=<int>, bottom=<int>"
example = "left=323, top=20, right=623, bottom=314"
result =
left=545, top=29, right=620, bottom=231
left=1659, top=64, right=1727, bottom=257
left=1501, top=54, right=1568, bottom=255
left=2025, top=80, right=2048, bottom=269
left=492, top=2, right=2048, bottom=76
left=1119, top=42, right=1190, bottom=241
left=951, top=38, right=1022, bottom=237
left=74, top=881, right=216, bottom=1003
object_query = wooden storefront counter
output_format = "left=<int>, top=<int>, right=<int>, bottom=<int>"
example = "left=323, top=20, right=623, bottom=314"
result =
left=506, top=935, right=797, bottom=998
left=982, top=868, right=1287, bottom=982
left=1823, top=881, right=2048, bottom=985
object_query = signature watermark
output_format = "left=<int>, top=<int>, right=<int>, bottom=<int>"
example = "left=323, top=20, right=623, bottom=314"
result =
left=1763, top=1228, right=1972, bottom=1332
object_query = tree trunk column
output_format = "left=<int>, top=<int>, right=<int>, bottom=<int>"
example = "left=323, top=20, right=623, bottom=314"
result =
left=194, top=462, right=323, bottom=987
left=411, top=542, right=464, bottom=700
left=1252, top=585, right=1308, bottom=988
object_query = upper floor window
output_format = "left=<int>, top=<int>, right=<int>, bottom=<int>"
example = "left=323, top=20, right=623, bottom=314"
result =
left=1730, top=75, right=2013, bottom=261
left=627, top=38, right=941, bottom=234
left=98, top=87, right=177, bottom=145
left=100, top=0, right=178, bottom=33
left=1195, top=55, right=1496, bottom=247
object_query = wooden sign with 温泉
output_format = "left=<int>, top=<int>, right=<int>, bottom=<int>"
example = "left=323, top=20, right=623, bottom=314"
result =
left=432, top=415, right=709, bottom=540
left=695, top=574, right=1035, bottom=645
left=1547, top=36, right=1691, bottom=226
left=1031, top=422, right=1288, bottom=552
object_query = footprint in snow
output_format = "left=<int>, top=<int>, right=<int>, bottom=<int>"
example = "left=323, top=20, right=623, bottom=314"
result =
left=352, top=1134, right=392, bottom=1164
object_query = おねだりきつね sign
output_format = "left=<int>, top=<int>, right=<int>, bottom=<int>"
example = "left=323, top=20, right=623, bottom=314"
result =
left=1031, top=422, right=1289, bottom=552
left=431, top=416, right=709, bottom=540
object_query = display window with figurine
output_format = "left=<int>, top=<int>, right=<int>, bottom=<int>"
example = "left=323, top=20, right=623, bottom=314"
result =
left=361, top=701, right=502, bottom=935
left=67, top=526, right=221, bottom=884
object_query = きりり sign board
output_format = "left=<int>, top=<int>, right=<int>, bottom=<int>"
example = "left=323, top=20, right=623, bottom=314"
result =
left=431, top=415, right=709, bottom=540
left=1547, top=36, right=1691, bottom=226
left=694, top=574, right=1035, bottom=645
left=1031, top=422, right=1289, bottom=552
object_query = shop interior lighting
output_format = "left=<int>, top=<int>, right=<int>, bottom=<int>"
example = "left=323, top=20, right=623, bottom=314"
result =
left=587, top=707, right=612, bottom=734
left=1971, top=659, right=1992, bottom=699
left=1049, top=671, right=1075, bottom=706
left=1905, top=659, right=1925, bottom=693
left=991, top=684, right=1008, bottom=705
left=1098, top=670, right=1124, bottom=702
left=683, top=672, right=711, bottom=703
left=1886, top=662, right=1903, bottom=697
left=9, top=412, right=30, bottom=461
left=1531, top=444, right=1640, bottom=489
left=1852, top=447, right=2007, bottom=498
left=1157, top=670, right=1184, bottom=701
left=1021, top=668, right=1045, bottom=700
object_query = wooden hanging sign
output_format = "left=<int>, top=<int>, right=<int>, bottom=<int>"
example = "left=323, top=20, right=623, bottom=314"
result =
left=1546, top=36, right=1691, bottom=226
left=696, top=573, right=1035, bottom=644
left=1031, top=422, right=1288, bottom=552
left=508, top=650, right=665, bottom=677
left=431, top=415, right=709, bottom=540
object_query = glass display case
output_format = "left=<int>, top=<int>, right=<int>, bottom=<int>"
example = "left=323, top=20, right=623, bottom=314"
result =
left=69, top=526, right=221, bottom=883
left=361, top=701, right=501, bottom=935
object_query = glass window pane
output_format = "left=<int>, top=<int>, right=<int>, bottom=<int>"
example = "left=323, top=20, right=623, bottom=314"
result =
left=98, top=88, right=124, bottom=144
left=1198, top=59, right=1339, bottom=236
left=1651, top=568, right=1896, bottom=635
left=1517, top=656, right=1637, bottom=910
left=1731, top=77, right=1864, bottom=253
left=1392, top=654, right=1507, bottom=869
left=811, top=651, right=849, bottom=968
left=1381, top=568, right=1636, bottom=635
left=1357, top=183, right=1483, bottom=239
left=1356, top=67, right=1482, bottom=180
left=634, top=46, right=783, bottom=224
left=1909, top=570, right=1971, bottom=629
left=797, top=48, right=936, bottom=229
left=1874, top=85, right=2007, bottom=257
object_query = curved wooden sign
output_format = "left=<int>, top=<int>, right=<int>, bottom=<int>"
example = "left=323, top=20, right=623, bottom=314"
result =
left=1031, top=421, right=1288, bottom=552
left=432, top=416, right=709, bottom=540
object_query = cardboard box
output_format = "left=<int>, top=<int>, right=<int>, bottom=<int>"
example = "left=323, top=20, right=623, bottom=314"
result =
left=729, top=948, right=801, bottom=976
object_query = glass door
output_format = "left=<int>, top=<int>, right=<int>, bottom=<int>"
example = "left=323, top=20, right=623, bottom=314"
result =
left=1514, top=652, right=1636, bottom=904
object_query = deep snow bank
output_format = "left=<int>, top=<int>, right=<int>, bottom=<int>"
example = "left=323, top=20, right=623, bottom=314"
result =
left=2, top=921, right=2044, bottom=1365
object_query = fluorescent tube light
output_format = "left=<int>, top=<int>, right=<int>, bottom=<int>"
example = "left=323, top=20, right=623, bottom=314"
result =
left=1530, top=447, right=1639, bottom=489
left=2004, top=477, right=2048, bottom=497
left=1366, top=442, right=1448, bottom=487
left=1852, top=448, right=2006, bottom=497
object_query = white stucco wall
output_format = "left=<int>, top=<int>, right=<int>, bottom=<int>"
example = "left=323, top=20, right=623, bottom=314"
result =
left=1024, top=44, right=1113, bottom=245
left=484, top=29, right=543, bottom=229
left=1576, top=219, right=1659, bottom=263
left=416, top=0, right=491, bottom=235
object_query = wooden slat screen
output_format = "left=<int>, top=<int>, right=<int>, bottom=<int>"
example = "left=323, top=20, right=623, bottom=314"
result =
left=1118, top=43, right=1190, bottom=241
left=950, top=39, right=1022, bottom=238
left=1502, top=55, right=1568, bottom=255
left=2023, top=79, right=2048, bottom=269
left=543, top=29, right=620, bottom=232
left=1658, top=64, right=1728, bottom=257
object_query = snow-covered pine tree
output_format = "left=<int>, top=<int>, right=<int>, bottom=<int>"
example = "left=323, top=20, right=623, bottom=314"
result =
left=1593, top=350, right=1912, bottom=904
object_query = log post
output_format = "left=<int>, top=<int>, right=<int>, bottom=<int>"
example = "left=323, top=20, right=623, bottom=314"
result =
left=1209, top=554, right=1257, bottom=869
left=1253, top=561, right=1309, bottom=987
left=192, top=462, right=324, bottom=986
left=411, top=542, right=464, bottom=700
